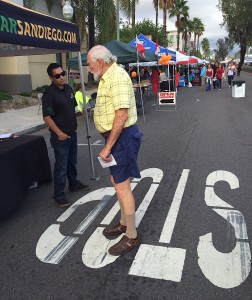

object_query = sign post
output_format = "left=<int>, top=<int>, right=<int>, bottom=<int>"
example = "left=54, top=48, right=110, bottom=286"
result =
left=157, top=91, right=176, bottom=111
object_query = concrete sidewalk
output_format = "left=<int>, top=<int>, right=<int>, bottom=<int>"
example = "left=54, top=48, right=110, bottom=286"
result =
left=0, top=88, right=97, bottom=135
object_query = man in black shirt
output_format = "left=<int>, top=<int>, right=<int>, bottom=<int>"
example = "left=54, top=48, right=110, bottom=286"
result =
left=42, top=63, right=90, bottom=208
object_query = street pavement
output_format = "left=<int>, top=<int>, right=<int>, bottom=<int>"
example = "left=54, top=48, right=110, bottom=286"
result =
left=0, top=72, right=252, bottom=300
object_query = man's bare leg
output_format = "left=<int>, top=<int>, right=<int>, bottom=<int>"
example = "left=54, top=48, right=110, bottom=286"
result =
left=111, top=176, right=127, bottom=226
left=111, top=176, right=137, bottom=239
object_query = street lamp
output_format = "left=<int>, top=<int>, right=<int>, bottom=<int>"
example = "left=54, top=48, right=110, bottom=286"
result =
left=62, top=0, right=73, bottom=22
left=62, top=1, right=74, bottom=85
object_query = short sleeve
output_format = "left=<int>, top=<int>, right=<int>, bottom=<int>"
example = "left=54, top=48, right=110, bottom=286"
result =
left=42, top=92, right=55, bottom=117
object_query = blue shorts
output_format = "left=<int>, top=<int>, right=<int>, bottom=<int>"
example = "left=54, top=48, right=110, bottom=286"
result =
left=108, top=125, right=143, bottom=184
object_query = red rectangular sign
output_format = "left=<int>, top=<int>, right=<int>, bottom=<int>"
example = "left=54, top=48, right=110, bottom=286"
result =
left=159, top=92, right=175, bottom=98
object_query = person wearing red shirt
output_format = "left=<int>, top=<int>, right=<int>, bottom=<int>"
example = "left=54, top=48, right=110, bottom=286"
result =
left=150, top=66, right=160, bottom=94
left=215, top=64, right=225, bottom=90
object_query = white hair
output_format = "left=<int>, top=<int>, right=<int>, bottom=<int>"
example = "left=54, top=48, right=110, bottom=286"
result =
left=89, top=45, right=117, bottom=64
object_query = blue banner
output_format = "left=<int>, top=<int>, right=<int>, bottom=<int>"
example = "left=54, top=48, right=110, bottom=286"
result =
left=129, top=33, right=176, bottom=61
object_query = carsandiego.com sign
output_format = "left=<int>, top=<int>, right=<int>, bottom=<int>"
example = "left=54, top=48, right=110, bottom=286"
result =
left=0, top=0, right=80, bottom=52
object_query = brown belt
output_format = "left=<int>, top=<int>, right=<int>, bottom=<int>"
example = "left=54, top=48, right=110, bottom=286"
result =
left=100, top=131, right=111, bottom=139
left=100, top=125, right=135, bottom=139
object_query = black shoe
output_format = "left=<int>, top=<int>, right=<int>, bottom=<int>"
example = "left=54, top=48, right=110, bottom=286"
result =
left=69, top=182, right=90, bottom=192
left=55, top=198, right=71, bottom=208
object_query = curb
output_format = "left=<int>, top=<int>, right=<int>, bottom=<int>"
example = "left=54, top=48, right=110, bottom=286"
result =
left=15, top=123, right=47, bottom=135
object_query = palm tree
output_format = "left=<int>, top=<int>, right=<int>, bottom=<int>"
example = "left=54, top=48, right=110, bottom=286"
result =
left=95, top=0, right=116, bottom=44
left=195, top=22, right=204, bottom=51
left=152, top=0, right=159, bottom=32
left=186, top=19, right=194, bottom=49
left=159, top=0, right=173, bottom=42
left=191, top=17, right=202, bottom=50
left=72, top=0, right=117, bottom=45
left=72, top=0, right=92, bottom=47
left=120, top=0, right=139, bottom=31
left=180, top=17, right=189, bottom=53
left=87, top=0, right=95, bottom=49
left=201, top=37, right=210, bottom=59
left=169, top=0, right=189, bottom=50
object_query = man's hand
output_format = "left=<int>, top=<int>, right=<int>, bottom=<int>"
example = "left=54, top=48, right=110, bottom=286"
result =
left=99, top=108, right=128, bottom=162
left=99, top=147, right=112, bottom=162
left=43, top=116, right=70, bottom=140
left=58, top=132, right=70, bottom=140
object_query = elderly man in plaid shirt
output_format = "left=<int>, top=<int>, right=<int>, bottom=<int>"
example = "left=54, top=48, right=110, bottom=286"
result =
left=87, top=45, right=143, bottom=256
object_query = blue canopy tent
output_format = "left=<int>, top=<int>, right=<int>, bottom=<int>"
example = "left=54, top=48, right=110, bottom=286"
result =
left=128, top=33, right=176, bottom=61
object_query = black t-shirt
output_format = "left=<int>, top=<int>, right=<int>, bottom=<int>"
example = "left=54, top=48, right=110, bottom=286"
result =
left=42, top=83, right=77, bottom=135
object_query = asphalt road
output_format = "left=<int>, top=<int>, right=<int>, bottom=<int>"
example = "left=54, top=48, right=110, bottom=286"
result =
left=1, top=72, right=252, bottom=300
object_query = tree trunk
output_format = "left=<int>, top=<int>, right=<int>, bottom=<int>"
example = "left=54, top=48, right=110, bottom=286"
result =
left=240, top=44, right=246, bottom=66
left=155, top=7, right=158, bottom=32
left=132, top=0, right=136, bottom=30
left=184, top=31, right=188, bottom=53
left=88, top=0, right=95, bottom=50
left=176, top=18, right=180, bottom=50
left=163, top=8, right=167, bottom=43
left=193, top=33, right=196, bottom=49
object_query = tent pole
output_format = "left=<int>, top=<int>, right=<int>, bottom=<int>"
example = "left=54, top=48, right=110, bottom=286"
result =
left=136, top=51, right=145, bottom=122
left=77, top=51, right=96, bottom=180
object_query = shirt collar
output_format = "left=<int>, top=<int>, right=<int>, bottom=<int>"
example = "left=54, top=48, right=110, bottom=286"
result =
left=51, top=82, right=66, bottom=91
left=101, top=62, right=117, bottom=82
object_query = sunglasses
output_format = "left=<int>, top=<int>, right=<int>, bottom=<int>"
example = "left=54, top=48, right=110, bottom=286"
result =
left=51, top=70, right=66, bottom=79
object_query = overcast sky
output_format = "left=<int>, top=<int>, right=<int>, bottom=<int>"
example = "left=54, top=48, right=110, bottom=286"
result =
left=129, top=0, right=227, bottom=51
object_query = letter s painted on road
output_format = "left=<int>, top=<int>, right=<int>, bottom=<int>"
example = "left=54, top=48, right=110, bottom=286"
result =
left=197, top=170, right=251, bottom=289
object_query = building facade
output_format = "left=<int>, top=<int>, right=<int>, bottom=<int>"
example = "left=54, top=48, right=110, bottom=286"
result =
left=0, top=0, right=86, bottom=94
left=167, top=30, right=190, bottom=54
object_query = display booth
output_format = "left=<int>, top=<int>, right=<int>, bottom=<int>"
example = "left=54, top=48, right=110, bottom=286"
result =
left=156, top=55, right=176, bottom=111
left=0, top=0, right=96, bottom=216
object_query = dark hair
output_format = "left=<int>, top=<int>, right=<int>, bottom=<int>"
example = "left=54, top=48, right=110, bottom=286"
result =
left=75, top=83, right=82, bottom=91
left=47, top=63, right=62, bottom=76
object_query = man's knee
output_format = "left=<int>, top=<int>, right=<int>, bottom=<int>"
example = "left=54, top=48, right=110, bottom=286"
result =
left=113, top=178, right=130, bottom=194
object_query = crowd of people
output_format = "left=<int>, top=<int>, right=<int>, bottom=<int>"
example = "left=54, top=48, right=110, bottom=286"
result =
left=129, top=65, right=179, bottom=94
left=127, top=60, right=242, bottom=95
left=181, top=61, right=242, bottom=92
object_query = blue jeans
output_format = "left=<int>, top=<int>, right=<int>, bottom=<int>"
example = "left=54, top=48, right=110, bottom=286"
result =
left=205, top=78, right=211, bottom=91
left=50, top=131, right=79, bottom=201
left=217, top=78, right=222, bottom=89
left=227, top=75, right=234, bottom=86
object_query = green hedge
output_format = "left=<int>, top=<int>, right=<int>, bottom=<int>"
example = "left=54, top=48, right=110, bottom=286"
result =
left=0, top=90, right=13, bottom=101
left=35, top=85, right=49, bottom=93
left=243, top=65, right=252, bottom=73
left=19, top=92, right=32, bottom=97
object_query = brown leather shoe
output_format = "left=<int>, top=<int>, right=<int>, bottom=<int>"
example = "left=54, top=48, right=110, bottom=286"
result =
left=103, top=222, right=127, bottom=237
left=108, top=235, right=140, bottom=256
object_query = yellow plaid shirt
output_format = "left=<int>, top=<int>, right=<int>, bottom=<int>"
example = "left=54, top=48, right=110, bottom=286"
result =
left=94, top=63, right=137, bottom=133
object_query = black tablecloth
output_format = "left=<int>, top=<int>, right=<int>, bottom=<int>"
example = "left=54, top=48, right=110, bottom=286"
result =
left=0, top=135, right=52, bottom=218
